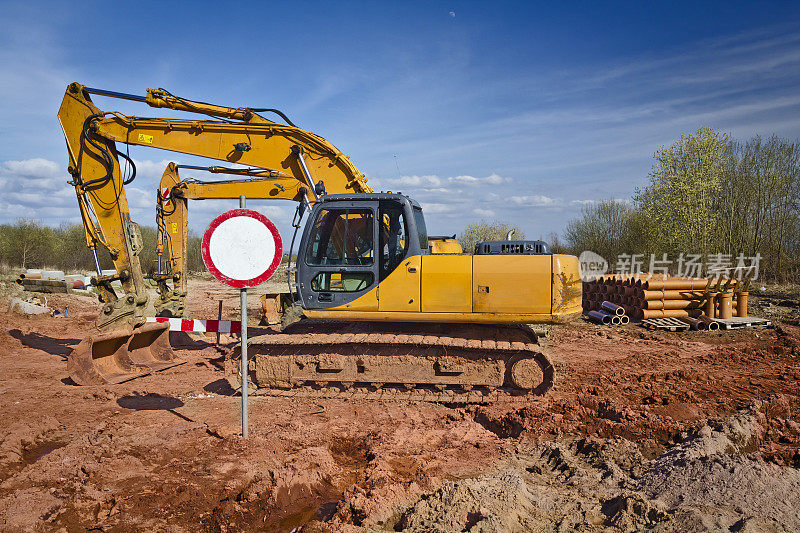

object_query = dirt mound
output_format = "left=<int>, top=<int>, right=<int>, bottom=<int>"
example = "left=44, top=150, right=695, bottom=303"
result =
left=640, top=405, right=800, bottom=531
left=396, top=408, right=800, bottom=532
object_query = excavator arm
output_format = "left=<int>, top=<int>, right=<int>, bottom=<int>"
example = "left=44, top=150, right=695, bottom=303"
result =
left=57, top=82, right=371, bottom=384
left=154, top=162, right=304, bottom=316
left=59, top=82, right=371, bottom=325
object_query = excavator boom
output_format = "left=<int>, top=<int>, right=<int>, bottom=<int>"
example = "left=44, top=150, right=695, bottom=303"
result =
left=58, top=82, right=371, bottom=385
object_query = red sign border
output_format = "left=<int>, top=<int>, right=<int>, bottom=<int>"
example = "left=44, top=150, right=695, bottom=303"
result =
left=201, top=208, right=283, bottom=289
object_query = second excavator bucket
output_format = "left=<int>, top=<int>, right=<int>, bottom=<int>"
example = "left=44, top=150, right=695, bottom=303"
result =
left=67, top=322, right=183, bottom=385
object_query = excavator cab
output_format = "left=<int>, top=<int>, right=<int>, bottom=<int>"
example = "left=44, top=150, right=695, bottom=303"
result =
left=296, top=193, right=428, bottom=310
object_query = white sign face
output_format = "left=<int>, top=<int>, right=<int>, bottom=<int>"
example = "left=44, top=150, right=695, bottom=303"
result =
left=202, top=209, right=283, bottom=288
left=209, top=216, right=275, bottom=280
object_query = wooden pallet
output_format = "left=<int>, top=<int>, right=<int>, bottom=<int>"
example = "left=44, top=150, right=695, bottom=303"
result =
left=641, top=317, right=690, bottom=331
left=712, top=317, right=772, bottom=330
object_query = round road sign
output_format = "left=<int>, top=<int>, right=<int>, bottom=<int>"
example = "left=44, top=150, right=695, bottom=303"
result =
left=201, top=209, right=283, bottom=288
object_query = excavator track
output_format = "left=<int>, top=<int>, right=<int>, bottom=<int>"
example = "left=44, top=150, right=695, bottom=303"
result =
left=226, top=322, right=554, bottom=403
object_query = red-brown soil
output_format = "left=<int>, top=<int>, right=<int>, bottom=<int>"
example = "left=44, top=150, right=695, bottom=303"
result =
left=0, top=277, right=798, bottom=531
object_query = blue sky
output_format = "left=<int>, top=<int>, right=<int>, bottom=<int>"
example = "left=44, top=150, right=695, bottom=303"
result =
left=2, top=1, right=800, bottom=248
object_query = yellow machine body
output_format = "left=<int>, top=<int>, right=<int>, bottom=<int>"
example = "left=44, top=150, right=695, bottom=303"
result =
left=304, top=253, right=582, bottom=323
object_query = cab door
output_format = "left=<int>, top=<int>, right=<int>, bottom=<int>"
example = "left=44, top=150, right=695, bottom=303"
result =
left=377, top=200, right=421, bottom=312
left=298, top=200, right=379, bottom=311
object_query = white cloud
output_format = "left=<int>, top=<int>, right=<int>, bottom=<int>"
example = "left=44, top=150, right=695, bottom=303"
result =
left=473, top=208, right=495, bottom=217
left=1, top=158, right=60, bottom=179
left=255, top=205, right=288, bottom=222
left=448, top=173, right=512, bottom=185
left=509, top=195, right=562, bottom=207
left=388, top=174, right=443, bottom=187
left=131, top=159, right=175, bottom=181
left=125, top=186, right=157, bottom=210
left=381, top=173, right=513, bottom=190
left=420, top=202, right=455, bottom=214
left=0, top=158, right=74, bottom=224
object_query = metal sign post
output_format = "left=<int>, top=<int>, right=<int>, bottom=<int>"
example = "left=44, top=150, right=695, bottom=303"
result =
left=201, top=200, right=283, bottom=439
left=239, top=196, right=248, bottom=438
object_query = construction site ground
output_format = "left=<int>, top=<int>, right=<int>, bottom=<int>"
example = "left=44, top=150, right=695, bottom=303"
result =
left=1, top=275, right=799, bottom=532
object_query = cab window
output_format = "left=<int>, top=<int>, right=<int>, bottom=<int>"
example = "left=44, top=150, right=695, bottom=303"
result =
left=306, top=208, right=374, bottom=266
left=311, top=271, right=374, bottom=292
left=413, top=207, right=428, bottom=250
left=379, top=202, right=408, bottom=279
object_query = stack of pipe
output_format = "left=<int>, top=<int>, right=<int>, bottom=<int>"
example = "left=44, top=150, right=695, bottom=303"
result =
left=587, top=300, right=630, bottom=325
left=582, top=275, right=748, bottom=322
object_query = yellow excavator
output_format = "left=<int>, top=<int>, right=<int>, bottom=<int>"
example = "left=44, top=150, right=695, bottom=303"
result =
left=58, top=82, right=582, bottom=401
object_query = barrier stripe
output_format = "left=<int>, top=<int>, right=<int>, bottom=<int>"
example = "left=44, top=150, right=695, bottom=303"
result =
left=146, top=316, right=241, bottom=333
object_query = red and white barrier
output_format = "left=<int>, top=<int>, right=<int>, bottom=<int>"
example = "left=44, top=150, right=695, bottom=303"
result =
left=146, top=316, right=241, bottom=333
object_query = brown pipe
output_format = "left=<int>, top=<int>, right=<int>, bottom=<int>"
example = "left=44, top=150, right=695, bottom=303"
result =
left=639, top=289, right=704, bottom=301
left=698, top=315, right=720, bottom=331
left=640, top=309, right=702, bottom=320
left=704, top=292, right=717, bottom=318
left=718, top=291, right=733, bottom=319
left=678, top=316, right=707, bottom=331
left=721, top=277, right=737, bottom=292
left=736, top=292, right=748, bottom=318
left=642, top=299, right=703, bottom=310
left=642, top=278, right=708, bottom=291
left=619, top=315, right=630, bottom=325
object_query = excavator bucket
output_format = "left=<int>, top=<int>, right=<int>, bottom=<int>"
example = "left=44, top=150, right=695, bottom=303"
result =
left=67, top=322, right=183, bottom=385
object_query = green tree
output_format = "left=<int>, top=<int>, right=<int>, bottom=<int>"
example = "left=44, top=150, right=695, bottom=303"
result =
left=186, top=230, right=204, bottom=272
left=55, top=223, right=96, bottom=272
left=634, top=127, right=732, bottom=255
left=458, top=221, right=526, bottom=254
left=564, top=199, right=638, bottom=260
left=720, top=135, right=800, bottom=279
left=0, top=220, right=57, bottom=269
